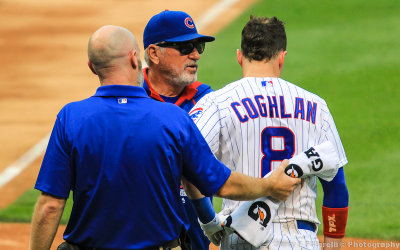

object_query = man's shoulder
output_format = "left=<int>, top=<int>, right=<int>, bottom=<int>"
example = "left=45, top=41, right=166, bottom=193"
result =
left=211, top=78, right=244, bottom=98
left=192, top=80, right=242, bottom=109
left=60, top=96, right=94, bottom=112
left=190, top=81, right=213, bottom=97
left=281, top=78, right=327, bottom=104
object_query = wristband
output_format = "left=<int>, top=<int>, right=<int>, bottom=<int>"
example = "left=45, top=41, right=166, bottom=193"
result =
left=191, top=197, right=215, bottom=224
left=322, top=206, right=349, bottom=238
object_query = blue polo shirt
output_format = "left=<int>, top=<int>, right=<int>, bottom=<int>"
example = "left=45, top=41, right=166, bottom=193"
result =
left=143, top=68, right=214, bottom=250
left=35, top=85, right=230, bottom=249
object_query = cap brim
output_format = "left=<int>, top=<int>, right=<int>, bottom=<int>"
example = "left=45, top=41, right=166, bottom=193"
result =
left=165, top=33, right=215, bottom=43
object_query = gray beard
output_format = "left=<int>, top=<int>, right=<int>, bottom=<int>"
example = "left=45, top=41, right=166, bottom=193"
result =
left=137, top=71, right=144, bottom=87
left=169, top=72, right=197, bottom=88
left=158, top=60, right=198, bottom=88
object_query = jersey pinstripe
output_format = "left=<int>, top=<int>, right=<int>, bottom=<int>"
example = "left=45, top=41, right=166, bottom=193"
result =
left=191, top=77, right=347, bottom=246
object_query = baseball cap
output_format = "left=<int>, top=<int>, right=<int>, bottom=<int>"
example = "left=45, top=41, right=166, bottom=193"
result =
left=143, top=10, right=215, bottom=49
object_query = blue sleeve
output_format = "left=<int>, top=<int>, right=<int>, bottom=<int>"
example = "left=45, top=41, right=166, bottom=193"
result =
left=191, top=197, right=216, bottom=223
left=319, top=167, right=349, bottom=208
left=34, top=111, right=72, bottom=198
left=181, top=115, right=231, bottom=197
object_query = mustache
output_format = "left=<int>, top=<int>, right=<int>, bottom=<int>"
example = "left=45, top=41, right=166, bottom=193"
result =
left=184, top=61, right=198, bottom=68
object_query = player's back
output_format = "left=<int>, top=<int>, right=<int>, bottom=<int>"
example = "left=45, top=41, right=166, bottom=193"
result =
left=193, top=77, right=346, bottom=223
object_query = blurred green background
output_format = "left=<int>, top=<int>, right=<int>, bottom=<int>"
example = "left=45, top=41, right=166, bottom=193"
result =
left=1, top=0, right=399, bottom=241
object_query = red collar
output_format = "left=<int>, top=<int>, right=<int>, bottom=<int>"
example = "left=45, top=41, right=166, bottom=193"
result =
left=143, top=67, right=201, bottom=106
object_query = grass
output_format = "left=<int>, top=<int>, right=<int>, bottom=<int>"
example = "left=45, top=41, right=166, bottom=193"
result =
left=0, top=190, right=73, bottom=225
left=1, top=0, right=400, bottom=241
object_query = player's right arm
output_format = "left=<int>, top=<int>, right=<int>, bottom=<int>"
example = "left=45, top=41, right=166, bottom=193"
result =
left=319, top=168, right=349, bottom=249
left=319, top=104, right=349, bottom=247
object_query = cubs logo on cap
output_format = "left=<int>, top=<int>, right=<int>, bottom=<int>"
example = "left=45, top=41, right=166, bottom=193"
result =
left=184, top=17, right=195, bottom=28
left=143, top=10, right=215, bottom=49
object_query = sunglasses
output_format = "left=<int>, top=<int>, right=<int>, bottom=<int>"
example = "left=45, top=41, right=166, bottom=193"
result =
left=156, top=41, right=206, bottom=55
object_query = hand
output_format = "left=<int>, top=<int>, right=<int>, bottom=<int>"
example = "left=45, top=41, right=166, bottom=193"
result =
left=266, top=159, right=301, bottom=200
left=199, top=215, right=224, bottom=246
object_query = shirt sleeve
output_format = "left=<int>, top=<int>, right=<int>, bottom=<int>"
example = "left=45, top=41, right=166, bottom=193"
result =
left=181, top=114, right=231, bottom=197
left=319, top=103, right=348, bottom=167
left=190, top=93, right=222, bottom=158
left=319, top=167, right=349, bottom=207
left=34, top=111, right=72, bottom=198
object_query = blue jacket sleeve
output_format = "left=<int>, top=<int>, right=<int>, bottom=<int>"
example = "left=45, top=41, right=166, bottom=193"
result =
left=319, top=167, right=349, bottom=208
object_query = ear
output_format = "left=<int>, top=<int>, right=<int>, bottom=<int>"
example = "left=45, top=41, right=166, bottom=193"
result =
left=278, top=51, right=287, bottom=71
left=129, top=50, right=138, bottom=69
left=88, top=61, right=97, bottom=75
left=236, top=49, right=243, bottom=66
left=147, top=45, right=160, bottom=65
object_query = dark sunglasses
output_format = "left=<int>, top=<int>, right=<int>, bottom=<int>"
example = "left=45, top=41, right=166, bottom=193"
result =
left=156, top=41, right=205, bottom=55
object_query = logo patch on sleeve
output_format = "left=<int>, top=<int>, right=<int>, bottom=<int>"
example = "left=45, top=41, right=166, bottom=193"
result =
left=189, top=108, right=203, bottom=121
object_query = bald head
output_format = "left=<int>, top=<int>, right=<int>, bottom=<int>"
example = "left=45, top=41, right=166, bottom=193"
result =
left=87, top=25, right=143, bottom=85
left=88, top=25, right=139, bottom=70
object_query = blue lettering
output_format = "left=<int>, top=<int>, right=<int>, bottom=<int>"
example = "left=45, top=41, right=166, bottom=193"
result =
left=231, top=102, right=248, bottom=122
left=294, top=98, right=305, bottom=120
left=267, top=96, right=279, bottom=118
left=255, top=95, right=268, bottom=117
left=280, top=96, right=292, bottom=118
left=242, top=98, right=259, bottom=119
left=306, top=101, right=317, bottom=124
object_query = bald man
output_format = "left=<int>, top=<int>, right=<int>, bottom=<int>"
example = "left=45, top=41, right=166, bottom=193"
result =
left=30, top=25, right=299, bottom=250
left=30, top=25, right=145, bottom=250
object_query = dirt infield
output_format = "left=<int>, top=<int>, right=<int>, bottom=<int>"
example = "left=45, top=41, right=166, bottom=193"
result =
left=0, top=0, right=399, bottom=249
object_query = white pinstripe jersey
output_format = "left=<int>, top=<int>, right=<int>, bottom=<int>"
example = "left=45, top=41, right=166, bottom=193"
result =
left=190, top=77, right=347, bottom=225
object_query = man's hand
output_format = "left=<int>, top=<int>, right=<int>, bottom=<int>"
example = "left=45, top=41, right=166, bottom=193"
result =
left=266, top=159, right=301, bottom=200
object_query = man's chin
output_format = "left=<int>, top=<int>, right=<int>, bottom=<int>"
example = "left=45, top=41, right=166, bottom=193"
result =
left=181, top=73, right=197, bottom=85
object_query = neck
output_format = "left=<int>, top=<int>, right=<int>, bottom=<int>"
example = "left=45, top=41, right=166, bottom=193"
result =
left=100, top=80, right=136, bottom=86
left=242, top=58, right=281, bottom=78
left=147, top=68, right=185, bottom=97
left=99, top=67, right=138, bottom=86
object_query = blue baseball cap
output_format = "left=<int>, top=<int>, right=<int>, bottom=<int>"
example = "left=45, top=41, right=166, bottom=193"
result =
left=143, top=10, right=215, bottom=49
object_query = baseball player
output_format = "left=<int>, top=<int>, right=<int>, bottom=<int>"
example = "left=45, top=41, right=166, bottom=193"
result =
left=142, top=10, right=215, bottom=250
left=190, top=16, right=349, bottom=249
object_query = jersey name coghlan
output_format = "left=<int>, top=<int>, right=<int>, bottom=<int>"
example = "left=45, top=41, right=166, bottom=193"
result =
left=230, top=95, right=318, bottom=124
